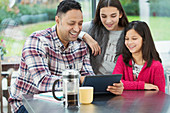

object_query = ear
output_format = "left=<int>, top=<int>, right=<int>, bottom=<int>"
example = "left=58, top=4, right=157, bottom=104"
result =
left=119, top=12, right=123, bottom=19
left=55, top=16, right=60, bottom=24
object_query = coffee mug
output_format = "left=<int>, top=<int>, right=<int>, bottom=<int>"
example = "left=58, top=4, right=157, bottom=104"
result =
left=79, top=87, right=94, bottom=104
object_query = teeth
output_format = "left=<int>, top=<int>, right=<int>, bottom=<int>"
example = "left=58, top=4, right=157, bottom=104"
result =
left=128, top=45, right=135, bottom=49
left=130, top=46, right=135, bottom=48
left=129, top=45, right=135, bottom=47
left=70, top=32, right=77, bottom=35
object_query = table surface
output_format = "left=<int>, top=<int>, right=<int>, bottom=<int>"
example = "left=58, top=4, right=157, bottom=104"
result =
left=23, top=90, right=170, bottom=113
left=1, top=56, right=20, bottom=71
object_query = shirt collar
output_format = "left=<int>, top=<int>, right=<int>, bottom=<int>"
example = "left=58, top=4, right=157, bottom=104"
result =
left=51, top=24, right=75, bottom=51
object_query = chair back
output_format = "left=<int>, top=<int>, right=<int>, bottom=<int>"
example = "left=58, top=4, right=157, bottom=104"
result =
left=165, top=67, right=170, bottom=94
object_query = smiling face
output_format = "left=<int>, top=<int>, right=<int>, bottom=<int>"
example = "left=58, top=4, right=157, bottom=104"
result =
left=55, top=9, right=83, bottom=47
left=100, top=6, right=122, bottom=31
left=125, top=29, right=143, bottom=56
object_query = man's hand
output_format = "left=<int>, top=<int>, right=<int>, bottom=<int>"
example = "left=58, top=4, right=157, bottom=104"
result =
left=83, top=33, right=101, bottom=56
left=80, top=76, right=85, bottom=85
left=107, top=81, right=124, bottom=95
left=144, top=83, right=159, bottom=91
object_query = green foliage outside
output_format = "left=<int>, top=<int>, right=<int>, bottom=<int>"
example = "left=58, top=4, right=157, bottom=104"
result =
left=120, top=0, right=139, bottom=16
left=23, top=21, right=55, bottom=37
left=1, top=16, right=170, bottom=57
left=128, top=16, right=170, bottom=41
left=150, top=0, right=170, bottom=17
left=0, top=0, right=9, bottom=10
left=120, top=0, right=170, bottom=17
left=0, top=2, right=56, bottom=30
left=150, top=17, right=170, bottom=41
left=127, top=16, right=140, bottom=22
left=0, top=36, right=25, bottom=56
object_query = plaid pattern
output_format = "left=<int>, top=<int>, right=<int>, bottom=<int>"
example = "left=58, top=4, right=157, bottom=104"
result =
left=8, top=25, right=95, bottom=112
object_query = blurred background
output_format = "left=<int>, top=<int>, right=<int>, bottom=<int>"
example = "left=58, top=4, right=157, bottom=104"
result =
left=1, top=0, right=170, bottom=90
left=1, top=0, right=170, bottom=112
left=0, top=0, right=170, bottom=85
left=0, top=0, right=170, bottom=57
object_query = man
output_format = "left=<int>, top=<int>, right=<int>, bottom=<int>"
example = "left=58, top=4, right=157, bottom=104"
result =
left=8, top=1, right=95, bottom=112
left=9, top=0, right=124, bottom=112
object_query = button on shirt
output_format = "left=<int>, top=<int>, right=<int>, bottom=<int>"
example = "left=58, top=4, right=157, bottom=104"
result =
left=9, top=25, right=95, bottom=112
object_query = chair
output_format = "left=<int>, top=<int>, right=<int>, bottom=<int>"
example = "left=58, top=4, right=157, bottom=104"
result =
left=0, top=56, right=14, bottom=113
left=165, top=67, right=170, bottom=95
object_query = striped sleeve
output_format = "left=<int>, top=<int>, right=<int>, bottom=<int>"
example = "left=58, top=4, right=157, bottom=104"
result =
left=23, top=35, right=60, bottom=91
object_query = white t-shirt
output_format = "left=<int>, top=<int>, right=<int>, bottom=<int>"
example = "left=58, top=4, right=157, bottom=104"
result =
left=132, top=60, right=144, bottom=80
left=97, top=30, right=122, bottom=75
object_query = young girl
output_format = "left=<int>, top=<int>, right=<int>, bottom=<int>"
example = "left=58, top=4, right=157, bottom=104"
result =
left=112, top=21, right=165, bottom=92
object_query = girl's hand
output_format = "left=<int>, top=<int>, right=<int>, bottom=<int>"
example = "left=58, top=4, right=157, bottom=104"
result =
left=144, top=83, right=159, bottom=91
left=82, top=33, right=101, bottom=56
left=107, top=81, right=124, bottom=95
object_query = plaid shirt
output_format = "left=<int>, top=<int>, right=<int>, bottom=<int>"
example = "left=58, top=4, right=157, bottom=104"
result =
left=9, top=25, right=95, bottom=112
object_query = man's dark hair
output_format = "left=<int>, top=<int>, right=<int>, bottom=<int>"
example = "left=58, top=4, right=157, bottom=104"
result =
left=56, top=0, right=82, bottom=16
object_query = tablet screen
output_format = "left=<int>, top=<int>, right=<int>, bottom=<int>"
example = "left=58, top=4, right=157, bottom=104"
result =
left=82, top=74, right=122, bottom=94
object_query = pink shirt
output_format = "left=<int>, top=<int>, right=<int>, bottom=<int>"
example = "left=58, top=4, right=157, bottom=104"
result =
left=112, top=55, right=165, bottom=92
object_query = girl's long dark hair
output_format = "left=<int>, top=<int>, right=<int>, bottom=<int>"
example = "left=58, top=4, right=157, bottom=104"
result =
left=93, top=0, right=129, bottom=28
left=115, top=21, right=162, bottom=67
left=88, top=0, right=129, bottom=74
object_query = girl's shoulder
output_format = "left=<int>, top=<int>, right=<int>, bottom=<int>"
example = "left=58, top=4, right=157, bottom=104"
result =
left=83, top=21, right=92, bottom=26
left=117, top=54, right=124, bottom=61
left=150, top=59, right=163, bottom=68
left=82, top=21, right=92, bottom=32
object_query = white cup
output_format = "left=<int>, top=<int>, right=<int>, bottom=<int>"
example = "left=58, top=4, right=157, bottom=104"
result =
left=79, top=87, right=93, bottom=104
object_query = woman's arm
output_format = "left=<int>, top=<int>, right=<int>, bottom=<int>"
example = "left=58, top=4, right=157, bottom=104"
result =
left=82, top=33, right=101, bottom=56
left=78, top=21, right=101, bottom=56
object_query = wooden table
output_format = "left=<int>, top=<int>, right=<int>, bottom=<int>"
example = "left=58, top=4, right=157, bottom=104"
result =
left=23, top=91, right=170, bottom=113
left=1, top=56, right=20, bottom=71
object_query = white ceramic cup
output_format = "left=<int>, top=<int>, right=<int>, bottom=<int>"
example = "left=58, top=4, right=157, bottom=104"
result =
left=79, top=87, right=94, bottom=104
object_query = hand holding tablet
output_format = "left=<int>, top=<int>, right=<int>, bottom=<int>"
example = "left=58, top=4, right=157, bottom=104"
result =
left=82, top=74, right=122, bottom=94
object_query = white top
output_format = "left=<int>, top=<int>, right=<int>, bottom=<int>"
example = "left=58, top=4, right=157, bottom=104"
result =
left=132, top=61, right=144, bottom=79
left=98, top=30, right=122, bottom=75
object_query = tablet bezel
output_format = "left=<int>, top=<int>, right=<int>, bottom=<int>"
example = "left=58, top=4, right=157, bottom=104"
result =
left=81, top=74, right=122, bottom=94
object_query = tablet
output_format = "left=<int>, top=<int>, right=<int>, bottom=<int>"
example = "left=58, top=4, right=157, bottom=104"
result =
left=82, top=74, right=122, bottom=94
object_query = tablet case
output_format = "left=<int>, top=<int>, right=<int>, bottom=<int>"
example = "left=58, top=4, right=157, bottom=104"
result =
left=82, top=74, right=122, bottom=94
